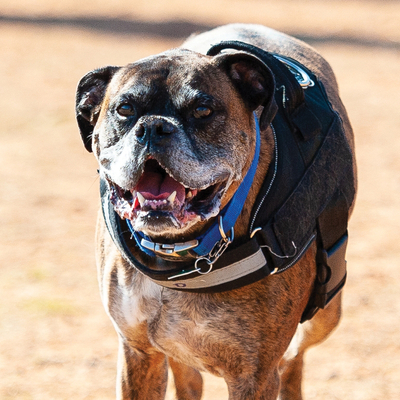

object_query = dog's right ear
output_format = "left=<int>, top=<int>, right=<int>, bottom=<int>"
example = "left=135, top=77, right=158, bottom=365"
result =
left=75, top=66, right=120, bottom=152
left=213, top=52, right=277, bottom=131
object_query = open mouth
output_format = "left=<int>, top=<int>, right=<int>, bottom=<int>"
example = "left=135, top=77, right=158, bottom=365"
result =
left=108, top=159, right=228, bottom=232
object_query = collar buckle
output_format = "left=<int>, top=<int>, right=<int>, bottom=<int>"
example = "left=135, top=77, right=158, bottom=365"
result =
left=141, top=239, right=199, bottom=258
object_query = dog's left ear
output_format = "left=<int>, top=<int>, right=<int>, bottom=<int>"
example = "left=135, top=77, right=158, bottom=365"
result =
left=214, top=52, right=277, bottom=130
left=75, top=66, right=120, bottom=152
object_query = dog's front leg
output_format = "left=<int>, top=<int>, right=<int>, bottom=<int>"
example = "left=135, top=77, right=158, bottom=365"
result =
left=225, top=367, right=281, bottom=400
left=278, top=294, right=343, bottom=400
left=116, top=337, right=168, bottom=400
left=169, top=358, right=203, bottom=400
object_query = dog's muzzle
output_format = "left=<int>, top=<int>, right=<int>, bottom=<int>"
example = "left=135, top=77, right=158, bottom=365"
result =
left=108, top=158, right=229, bottom=230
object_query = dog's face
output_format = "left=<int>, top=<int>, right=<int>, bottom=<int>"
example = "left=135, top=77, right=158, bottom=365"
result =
left=76, top=49, right=275, bottom=239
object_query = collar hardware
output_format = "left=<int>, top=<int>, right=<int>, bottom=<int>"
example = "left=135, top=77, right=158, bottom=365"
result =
left=167, top=216, right=234, bottom=280
left=166, top=258, right=213, bottom=280
left=140, top=238, right=199, bottom=258
left=207, top=216, right=234, bottom=264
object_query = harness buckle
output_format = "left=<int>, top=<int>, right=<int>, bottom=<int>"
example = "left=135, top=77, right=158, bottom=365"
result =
left=314, top=233, right=348, bottom=309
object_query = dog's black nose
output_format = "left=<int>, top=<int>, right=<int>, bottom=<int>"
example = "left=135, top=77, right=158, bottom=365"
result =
left=135, top=117, right=176, bottom=143
left=135, top=124, right=145, bottom=138
left=134, top=117, right=176, bottom=144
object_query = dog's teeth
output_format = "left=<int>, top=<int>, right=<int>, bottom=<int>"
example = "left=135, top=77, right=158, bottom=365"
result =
left=167, top=191, right=177, bottom=203
left=186, top=191, right=193, bottom=199
left=137, top=192, right=146, bottom=207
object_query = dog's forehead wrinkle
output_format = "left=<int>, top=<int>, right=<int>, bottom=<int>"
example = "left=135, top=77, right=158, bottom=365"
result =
left=112, top=78, right=167, bottom=109
left=108, top=54, right=227, bottom=115
left=119, top=82, right=153, bottom=100
left=173, top=86, right=219, bottom=111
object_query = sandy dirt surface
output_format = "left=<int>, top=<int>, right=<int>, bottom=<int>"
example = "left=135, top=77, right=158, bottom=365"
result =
left=1, top=1, right=399, bottom=399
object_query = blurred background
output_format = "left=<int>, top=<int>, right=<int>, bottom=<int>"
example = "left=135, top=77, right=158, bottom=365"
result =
left=1, top=0, right=399, bottom=399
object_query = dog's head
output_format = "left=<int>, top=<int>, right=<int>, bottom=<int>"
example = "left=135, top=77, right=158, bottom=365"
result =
left=76, top=49, right=276, bottom=240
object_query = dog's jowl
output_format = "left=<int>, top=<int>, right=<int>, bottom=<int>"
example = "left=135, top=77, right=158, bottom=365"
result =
left=76, top=23, right=356, bottom=400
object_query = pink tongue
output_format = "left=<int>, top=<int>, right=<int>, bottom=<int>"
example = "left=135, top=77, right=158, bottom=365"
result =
left=135, top=171, right=185, bottom=203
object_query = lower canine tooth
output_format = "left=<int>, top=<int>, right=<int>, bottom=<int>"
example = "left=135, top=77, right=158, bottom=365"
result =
left=137, top=192, right=146, bottom=207
left=187, top=191, right=193, bottom=199
left=167, top=191, right=177, bottom=203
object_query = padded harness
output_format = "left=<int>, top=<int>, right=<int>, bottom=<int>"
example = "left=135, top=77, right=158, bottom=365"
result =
left=100, top=41, right=356, bottom=322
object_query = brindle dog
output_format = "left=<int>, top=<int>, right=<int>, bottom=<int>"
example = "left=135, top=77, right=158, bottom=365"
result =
left=76, top=24, right=356, bottom=400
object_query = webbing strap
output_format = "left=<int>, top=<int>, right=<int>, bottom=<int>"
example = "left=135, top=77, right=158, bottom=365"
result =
left=300, top=189, right=349, bottom=322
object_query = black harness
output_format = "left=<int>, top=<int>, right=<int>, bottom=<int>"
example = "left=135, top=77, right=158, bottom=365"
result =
left=100, top=41, right=355, bottom=322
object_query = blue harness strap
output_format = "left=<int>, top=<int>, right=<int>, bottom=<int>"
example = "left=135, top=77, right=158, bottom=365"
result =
left=127, top=221, right=155, bottom=257
left=192, top=115, right=261, bottom=256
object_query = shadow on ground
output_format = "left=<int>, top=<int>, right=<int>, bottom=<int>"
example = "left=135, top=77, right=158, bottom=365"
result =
left=1, top=13, right=400, bottom=49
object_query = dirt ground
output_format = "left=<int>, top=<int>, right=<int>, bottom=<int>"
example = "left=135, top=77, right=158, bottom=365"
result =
left=1, top=1, right=399, bottom=399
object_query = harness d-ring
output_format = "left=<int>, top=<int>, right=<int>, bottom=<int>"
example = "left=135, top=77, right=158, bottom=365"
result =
left=194, top=257, right=213, bottom=274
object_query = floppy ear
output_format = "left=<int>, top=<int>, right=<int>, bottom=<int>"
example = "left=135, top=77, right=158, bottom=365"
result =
left=75, top=66, right=120, bottom=152
left=214, top=52, right=277, bottom=130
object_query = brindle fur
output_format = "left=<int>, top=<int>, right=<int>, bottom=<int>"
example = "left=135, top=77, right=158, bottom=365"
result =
left=76, top=24, right=356, bottom=400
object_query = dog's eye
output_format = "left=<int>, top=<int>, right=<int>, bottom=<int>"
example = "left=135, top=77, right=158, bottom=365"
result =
left=117, top=103, right=136, bottom=117
left=193, top=106, right=213, bottom=119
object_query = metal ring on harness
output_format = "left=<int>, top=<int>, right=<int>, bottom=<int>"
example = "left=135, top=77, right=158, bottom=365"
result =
left=194, top=257, right=214, bottom=275
left=273, top=55, right=315, bottom=88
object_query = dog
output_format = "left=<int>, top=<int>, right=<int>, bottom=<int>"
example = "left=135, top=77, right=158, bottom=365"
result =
left=76, top=24, right=356, bottom=399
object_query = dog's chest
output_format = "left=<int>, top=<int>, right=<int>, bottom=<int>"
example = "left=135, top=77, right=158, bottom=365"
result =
left=111, top=277, right=245, bottom=374
left=110, top=274, right=163, bottom=329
